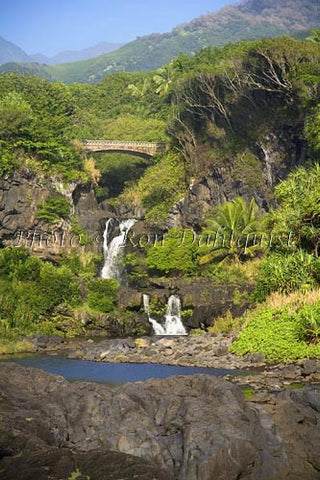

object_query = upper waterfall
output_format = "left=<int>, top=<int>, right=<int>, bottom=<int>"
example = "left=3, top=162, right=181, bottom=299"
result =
left=101, top=218, right=136, bottom=280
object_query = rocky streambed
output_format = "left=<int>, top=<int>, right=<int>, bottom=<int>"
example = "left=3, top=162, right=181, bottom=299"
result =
left=28, top=332, right=320, bottom=392
left=0, top=362, right=319, bottom=480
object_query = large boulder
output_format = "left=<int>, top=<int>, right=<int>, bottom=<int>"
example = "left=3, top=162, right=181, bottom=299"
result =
left=0, top=363, right=319, bottom=479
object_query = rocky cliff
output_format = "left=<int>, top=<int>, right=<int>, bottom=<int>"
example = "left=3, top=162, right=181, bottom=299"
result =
left=168, top=125, right=308, bottom=228
left=0, top=168, right=105, bottom=255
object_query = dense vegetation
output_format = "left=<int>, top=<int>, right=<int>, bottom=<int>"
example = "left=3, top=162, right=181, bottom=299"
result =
left=0, top=32, right=320, bottom=361
left=0, top=70, right=168, bottom=181
left=0, top=247, right=116, bottom=327
left=0, top=0, right=319, bottom=83
left=0, top=246, right=149, bottom=353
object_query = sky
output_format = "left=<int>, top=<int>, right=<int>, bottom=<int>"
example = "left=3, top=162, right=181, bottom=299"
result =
left=0, top=0, right=235, bottom=56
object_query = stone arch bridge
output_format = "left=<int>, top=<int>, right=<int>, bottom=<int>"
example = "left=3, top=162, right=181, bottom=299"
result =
left=82, top=140, right=167, bottom=158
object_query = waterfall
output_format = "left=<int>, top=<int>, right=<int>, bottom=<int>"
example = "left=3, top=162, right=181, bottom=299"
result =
left=142, top=294, right=150, bottom=315
left=143, top=294, right=187, bottom=336
left=101, top=218, right=136, bottom=280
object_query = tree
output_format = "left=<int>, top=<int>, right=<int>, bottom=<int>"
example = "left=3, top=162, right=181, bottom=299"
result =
left=127, top=78, right=151, bottom=98
left=306, top=29, right=320, bottom=44
left=0, top=91, right=34, bottom=142
left=199, top=197, right=263, bottom=264
left=153, top=62, right=177, bottom=96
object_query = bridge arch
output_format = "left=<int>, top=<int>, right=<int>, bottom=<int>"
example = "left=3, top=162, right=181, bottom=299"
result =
left=82, top=140, right=167, bottom=159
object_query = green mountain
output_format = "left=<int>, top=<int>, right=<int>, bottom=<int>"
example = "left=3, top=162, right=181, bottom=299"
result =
left=1, top=0, right=319, bottom=83
left=0, top=36, right=30, bottom=65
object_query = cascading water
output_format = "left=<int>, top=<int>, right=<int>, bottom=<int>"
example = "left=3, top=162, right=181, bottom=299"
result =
left=101, top=218, right=136, bottom=280
left=143, top=294, right=187, bottom=336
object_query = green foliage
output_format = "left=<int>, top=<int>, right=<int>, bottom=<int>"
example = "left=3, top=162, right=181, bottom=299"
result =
left=208, top=310, right=243, bottom=334
left=233, top=151, right=263, bottom=190
left=0, top=74, right=85, bottom=177
left=305, top=105, right=320, bottom=156
left=103, top=114, right=167, bottom=142
left=0, top=247, right=104, bottom=338
left=87, top=278, right=118, bottom=313
left=0, top=337, right=36, bottom=355
left=0, top=259, right=82, bottom=334
left=121, top=152, right=187, bottom=226
left=297, top=303, right=320, bottom=344
left=96, top=153, right=151, bottom=198
left=153, top=61, right=178, bottom=96
left=270, top=164, right=320, bottom=256
left=0, top=91, right=34, bottom=174
left=254, top=250, right=320, bottom=301
left=123, top=252, right=148, bottom=286
left=37, top=195, right=70, bottom=224
left=0, top=91, right=34, bottom=142
left=39, top=263, right=81, bottom=309
left=189, top=328, right=204, bottom=336
left=0, top=246, right=34, bottom=280
left=70, top=217, right=92, bottom=245
left=230, top=304, right=320, bottom=362
left=59, top=250, right=101, bottom=278
left=147, top=229, right=198, bottom=275
left=170, top=37, right=320, bottom=187
left=64, top=468, right=90, bottom=480
left=306, top=29, right=320, bottom=44
left=199, top=197, right=264, bottom=265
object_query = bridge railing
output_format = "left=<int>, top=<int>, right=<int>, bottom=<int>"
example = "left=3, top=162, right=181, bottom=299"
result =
left=82, top=139, right=167, bottom=148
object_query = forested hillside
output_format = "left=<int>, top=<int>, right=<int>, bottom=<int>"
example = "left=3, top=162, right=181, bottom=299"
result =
left=1, top=0, right=319, bottom=83
left=0, top=33, right=320, bottom=361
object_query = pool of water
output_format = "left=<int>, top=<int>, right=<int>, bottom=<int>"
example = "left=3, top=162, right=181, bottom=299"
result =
left=1, top=355, right=245, bottom=385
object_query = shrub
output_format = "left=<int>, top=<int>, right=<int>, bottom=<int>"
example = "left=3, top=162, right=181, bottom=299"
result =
left=254, top=250, right=319, bottom=301
left=37, top=195, right=70, bottom=224
left=208, top=310, right=244, bottom=334
left=87, top=278, right=118, bottom=313
left=39, top=263, right=81, bottom=309
left=146, top=228, right=198, bottom=275
left=270, top=163, right=320, bottom=256
left=230, top=304, right=320, bottom=362
left=0, top=247, right=31, bottom=279
left=297, top=303, right=320, bottom=344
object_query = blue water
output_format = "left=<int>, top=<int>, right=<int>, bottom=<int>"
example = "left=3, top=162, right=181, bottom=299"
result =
left=1, top=355, right=242, bottom=384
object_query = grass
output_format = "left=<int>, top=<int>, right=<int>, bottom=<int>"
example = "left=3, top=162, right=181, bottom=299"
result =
left=241, top=387, right=255, bottom=399
left=265, top=288, right=320, bottom=310
left=0, top=338, right=36, bottom=355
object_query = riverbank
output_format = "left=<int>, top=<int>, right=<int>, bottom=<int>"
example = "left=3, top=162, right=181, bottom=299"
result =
left=17, top=332, right=320, bottom=392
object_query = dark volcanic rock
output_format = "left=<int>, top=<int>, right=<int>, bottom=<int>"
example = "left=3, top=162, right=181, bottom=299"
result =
left=144, top=277, right=253, bottom=329
left=0, top=363, right=320, bottom=480
left=0, top=170, right=106, bottom=255
left=167, top=128, right=309, bottom=228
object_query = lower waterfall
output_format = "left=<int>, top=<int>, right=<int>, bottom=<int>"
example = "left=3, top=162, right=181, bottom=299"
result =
left=143, top=294, right=187, bottom=336
left=101, top=218, right=136, bottom=280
